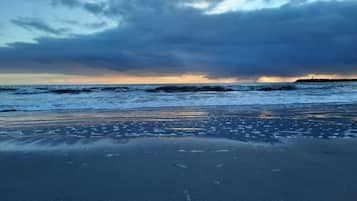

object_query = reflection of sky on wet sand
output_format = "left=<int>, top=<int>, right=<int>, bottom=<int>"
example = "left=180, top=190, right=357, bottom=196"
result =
left=166, top=128, right=205, bottom=131
left=0, top=110, right=208, bottom=128
left=1, top=104, right=357, bottom=146
left=258, top=110, right=278, bottom=119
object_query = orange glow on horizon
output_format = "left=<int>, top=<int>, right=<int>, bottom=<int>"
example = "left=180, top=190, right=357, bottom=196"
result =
left=1, top=73, right=356, bottom=85
left=0, top=73, right=239, bottom=85
left=256, top=74, right=357, bottom=83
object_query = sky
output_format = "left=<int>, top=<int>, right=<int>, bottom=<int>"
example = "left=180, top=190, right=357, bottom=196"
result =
left=0, top=0, right=356, bottom=84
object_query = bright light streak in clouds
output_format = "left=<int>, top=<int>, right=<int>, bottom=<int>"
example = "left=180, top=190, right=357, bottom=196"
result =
left=182, top=1, right=212, bottom=9
left=205, top=0, right=289, bottom=14
left=189, top=0, right=348, bottom=14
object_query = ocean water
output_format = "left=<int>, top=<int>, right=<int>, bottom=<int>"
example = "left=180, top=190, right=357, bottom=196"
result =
left=1, top=83, right=357, bottom=201
left=1, top=82, right=357, bottom=112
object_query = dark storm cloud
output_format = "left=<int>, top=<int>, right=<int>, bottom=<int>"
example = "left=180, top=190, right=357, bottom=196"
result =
left=11, top=17, right=68, bottom=35
left=1, top=0, right=357, bottom=78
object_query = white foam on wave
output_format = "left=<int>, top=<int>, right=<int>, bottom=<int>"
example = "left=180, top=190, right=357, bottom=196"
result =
left=1, top=83, right=357, bottom=112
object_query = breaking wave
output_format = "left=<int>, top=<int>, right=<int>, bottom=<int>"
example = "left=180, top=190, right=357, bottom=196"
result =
left=1, top=82, right=357, bottom=112
left=1, top=82, right=353, bottom=95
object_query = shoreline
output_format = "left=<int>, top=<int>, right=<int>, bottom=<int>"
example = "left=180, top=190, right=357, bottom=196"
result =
left=1, top=103, right=356, bottom=146
left=0, top=134, right=357, bottom=152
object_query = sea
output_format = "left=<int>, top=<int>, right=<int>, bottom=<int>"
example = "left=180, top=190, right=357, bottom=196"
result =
left=1, top=82, right=357, bottom=112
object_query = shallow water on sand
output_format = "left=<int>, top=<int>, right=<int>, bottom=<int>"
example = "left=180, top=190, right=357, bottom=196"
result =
left=1, top=104, right=357, bottom=201
left=1, top=104, right=357, bottom=146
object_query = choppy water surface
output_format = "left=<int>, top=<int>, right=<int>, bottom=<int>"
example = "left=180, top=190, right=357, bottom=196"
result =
left=1, top=82, right=357, bottom=112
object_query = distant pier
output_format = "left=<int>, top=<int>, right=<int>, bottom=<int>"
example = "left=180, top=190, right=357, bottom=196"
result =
left=296, top=78, right=357, bottom=83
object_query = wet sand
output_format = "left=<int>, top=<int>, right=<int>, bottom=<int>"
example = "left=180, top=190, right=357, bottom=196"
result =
left=1, top=104, right=357, bottom=201
left=1, top=137, right=357, bottom=201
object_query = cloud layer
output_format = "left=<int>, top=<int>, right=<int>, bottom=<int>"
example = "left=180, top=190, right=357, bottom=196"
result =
left=1, top=0, right=357, bottom=78
left=11, top=17, right=69, bottom=35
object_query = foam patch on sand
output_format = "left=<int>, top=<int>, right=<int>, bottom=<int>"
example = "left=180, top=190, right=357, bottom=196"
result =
left=0, top=136, right=281, bottom=152
left=1, top=133, right=357, bottom=152
left=0, top=139, right=119, bottom=152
